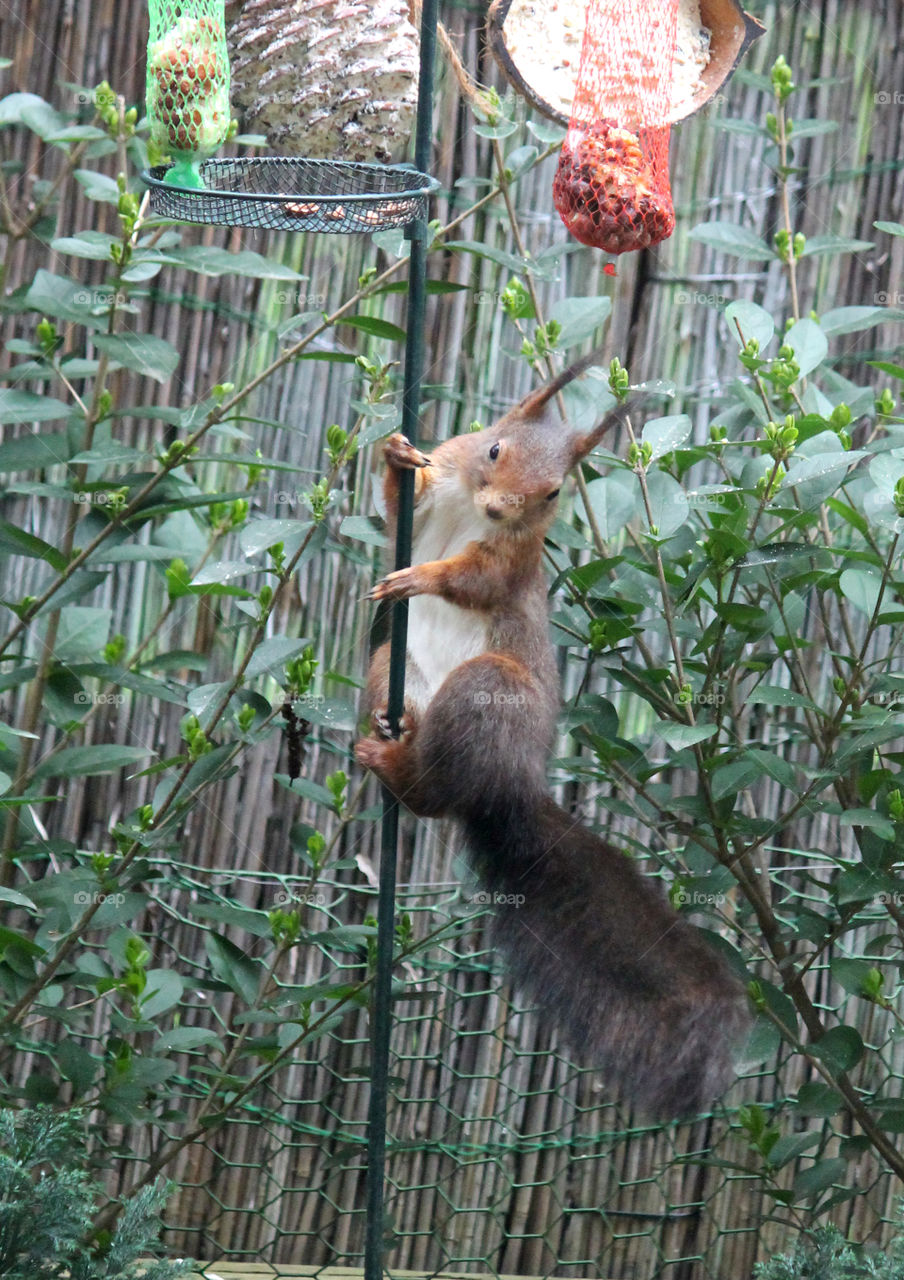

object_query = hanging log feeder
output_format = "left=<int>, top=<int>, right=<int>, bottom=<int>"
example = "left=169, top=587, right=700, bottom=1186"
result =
left=487, top=0, right=765, bottom=127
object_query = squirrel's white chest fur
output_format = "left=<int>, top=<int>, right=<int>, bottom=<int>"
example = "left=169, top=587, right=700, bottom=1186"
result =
left=405, top=473, right=491, bottom=713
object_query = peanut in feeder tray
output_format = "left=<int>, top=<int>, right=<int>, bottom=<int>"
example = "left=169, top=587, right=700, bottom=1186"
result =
left=142, top=157, right=440, bottom=233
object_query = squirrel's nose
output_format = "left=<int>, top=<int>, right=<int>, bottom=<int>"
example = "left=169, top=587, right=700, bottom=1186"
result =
left=485, top=505, right=504, bottom=520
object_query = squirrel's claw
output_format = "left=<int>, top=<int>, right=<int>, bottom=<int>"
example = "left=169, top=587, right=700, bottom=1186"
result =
left=372, top=709, right=416, bottom=741
left=368, top=566, right=418, bottom=601
left=384, top=433, right=432, bottom=471
left=373, top=710, right=394, bottom=740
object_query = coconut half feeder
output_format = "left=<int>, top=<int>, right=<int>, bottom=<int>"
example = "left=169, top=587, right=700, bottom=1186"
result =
left=487, top=0, right=765, bottom=127
left=142, top=0, right=438, bottom=232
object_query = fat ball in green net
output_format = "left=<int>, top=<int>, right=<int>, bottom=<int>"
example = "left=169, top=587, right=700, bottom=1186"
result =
left=146, top=0, right=230, bottom=188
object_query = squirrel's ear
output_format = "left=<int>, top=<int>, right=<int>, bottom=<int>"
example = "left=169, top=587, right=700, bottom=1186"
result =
left=515, top=348, right=608, bottom=420
left=570, top=405, right=629, bottom=465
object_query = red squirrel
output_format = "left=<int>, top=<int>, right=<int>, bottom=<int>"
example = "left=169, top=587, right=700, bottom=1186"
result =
left=355, top=354, right=749, bottom=1119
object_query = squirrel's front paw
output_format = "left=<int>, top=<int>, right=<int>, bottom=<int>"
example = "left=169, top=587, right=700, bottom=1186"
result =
left=369, top=566, right=420, bottom=602
left=384, top=433, right=431, bottom=472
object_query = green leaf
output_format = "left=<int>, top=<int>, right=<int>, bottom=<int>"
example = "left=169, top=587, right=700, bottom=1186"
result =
left=298, top=698, right=358, bottom=731
left=820, top=305, right=897, bottom=336
left=55, top=1040, right=98, bottom=1096
left=794, top=1082, right=844, bottom=1117
left=739, top=1015, right=781, bottom=1066
left=24, top=268, right=104, bottom=325
left=747, top=684, right=820, bottom=711
left=768, top=1132, right=821, bottom=1169
left=583, top=474, right=637, bottom=541
left=712, top=118, right=765, bottom=139
left=783, top=448, right=865, bottom=490
left=799, top=235, right=873, bottom=257
left=503, top=143, right=538, bottom=179
left=724, top=300, right=775, bottom=349
left=205, top=933, right=261, bottom=1005
left=245, top=636, right=312, bottom=680
left=784, top=317, right=828, bottom=377
left=787, top=119, right=839, bottom=139
left=33, top=744, right=152, bottom=780
left=0, top=886, right=37, bottom=911
left=73, top=169, right=120, bottom=204
left=711, top=757, right=764, bottom=800
left=792, top=1158, right=848, bottom=1198
left=279, top=774, right=337, bottom=809
left=826, top=498, right=869, bottom=538
left=743, top=747, right=796, bottom=790
left=830, top=957, right=881, bottom=997
left=874, top=220, right=904, bottom=237
left=473, top=117, right=518, bottom=139
left=811, top=1025, right=864, bottom=1073
left=0, top=390, right=73, bottom=424
left=339, top=515, right=387, bottom=548
left=688, top=222, right=774, bottom=261
left=70, top=440, right=148, bottom=466
left=52, top=606, right=112, bottom=662
left=641, top=414, right=691, bottom=458
left=0, top=429, right=73, bottom=470
left=191, top=560, right=259, bottom=586
left=156, top=245, right=305, bottom=279
left=645, top=470, right=689, bottom=537
left=548, top=296, right=612, bottom=349
left=45, top=124, right=110, bottom=144
left=839, top=567, right=882, bottom=616
left=140, top=968, right=185, bottom=1018
left=338, top=315, right=407, bottom=343
left=445, top=240, right=527, bottom=274
left=0, top=92, right=64, bottom=138
left=0, top=520, right=68, bottom=570
left=157, top=1026, right=224, bottom=1052
left=868, top=361, right=904, bottom=382
left=658, top=723, right=718, bottom=750
left=93, top=333, right=179, bottom=383
left=50, top=230, right=119, bottom=260
left=239, top=518, right=314, bottom=558
left=526, top=118, right=566, bottom=145
left=839, top=809, right=895, bottom=841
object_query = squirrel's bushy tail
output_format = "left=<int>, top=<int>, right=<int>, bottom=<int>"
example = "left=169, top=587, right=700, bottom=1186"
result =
left=466, top=800, right=747, bottom=1118
left=413, top=655, right=749, bottom=1119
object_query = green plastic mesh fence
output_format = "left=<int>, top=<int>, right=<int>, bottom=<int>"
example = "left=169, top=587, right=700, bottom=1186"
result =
left=89, top=849, right=903, bottom=1280
left=146, top=0, right=230, bottom=187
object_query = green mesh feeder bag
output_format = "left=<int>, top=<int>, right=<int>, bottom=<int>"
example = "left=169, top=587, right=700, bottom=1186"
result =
left=146, top=0, right=230, bottom=188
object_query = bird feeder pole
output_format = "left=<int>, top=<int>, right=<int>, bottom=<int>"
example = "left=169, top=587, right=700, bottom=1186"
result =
left=364, top=2, right=439, bottom=1277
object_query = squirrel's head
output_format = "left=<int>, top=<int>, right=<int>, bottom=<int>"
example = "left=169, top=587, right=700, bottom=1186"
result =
left=444, top=352, right=620, bottom=534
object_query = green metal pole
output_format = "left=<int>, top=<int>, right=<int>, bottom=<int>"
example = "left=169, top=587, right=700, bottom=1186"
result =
left=363, top=2, right=438, bottom=1277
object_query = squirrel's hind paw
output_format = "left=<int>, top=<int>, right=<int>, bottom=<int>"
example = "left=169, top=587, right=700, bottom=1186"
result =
left=372, top=709, right=416, bottom=741
left=354, top=737, right=385, bottom=773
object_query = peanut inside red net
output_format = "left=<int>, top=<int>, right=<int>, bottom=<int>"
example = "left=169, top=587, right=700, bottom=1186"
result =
left=552, top=0, right=680, bottom=255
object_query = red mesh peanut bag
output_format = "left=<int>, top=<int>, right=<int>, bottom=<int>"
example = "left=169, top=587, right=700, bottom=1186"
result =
left=553, top=0, right=679, bottom=255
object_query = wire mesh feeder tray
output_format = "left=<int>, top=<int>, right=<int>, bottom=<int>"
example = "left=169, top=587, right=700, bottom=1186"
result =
left=142, top=156, right=440, bottom=233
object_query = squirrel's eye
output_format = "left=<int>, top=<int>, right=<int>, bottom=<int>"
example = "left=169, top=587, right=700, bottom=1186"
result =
left=489, top=442, right=501, bottom=461
left=546, top=488, right=560, bottom=501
